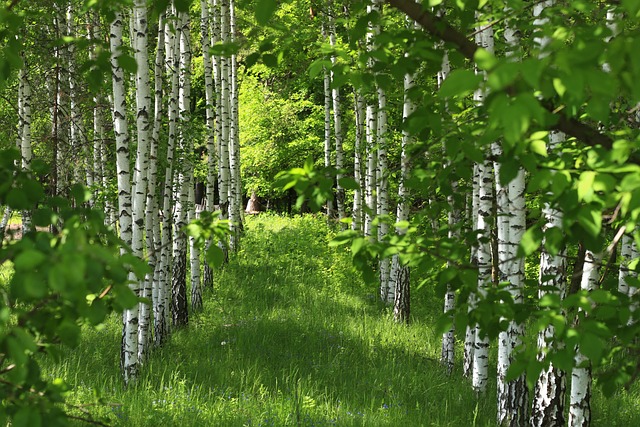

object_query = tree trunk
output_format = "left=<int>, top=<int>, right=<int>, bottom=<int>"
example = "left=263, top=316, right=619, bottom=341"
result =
left=146, top=10, right=165, bottom=357
left=496, top=17, right=528, bottom=425
left=202, top=0, right=216, bottom=288
left=439, top=50, right=456, bottom=373
left=352, top=90, right=365, bottom=232
left=471, top=20, right=494, bottom=394
left=172, top=10, right=191, bottom=328
left=110, top=9, right=135, bottom=384
left=531, top=2, right=568, bottom=423
left=329, top=5, right=345, bottom=223
left=19, top=60, right=32, bottom=235
left=392, top=26, right=414, bottom=323
left=568, top=250, right=602, bottom=427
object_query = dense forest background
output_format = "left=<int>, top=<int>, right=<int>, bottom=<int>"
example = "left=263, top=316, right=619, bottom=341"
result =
left=2, top=0, right=640, bottom=426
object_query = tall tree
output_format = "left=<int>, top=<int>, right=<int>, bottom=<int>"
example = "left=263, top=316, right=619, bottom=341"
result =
left=568, top=249, right=602, bottom=427
left=202, top=0, right=217, bottom=288
left=131, top=0, right=152, bottom=363
left=172, top=9, right=191, bottom=328
left=496, top=15, right=528, bottom=425
left=531, top=2, right=568, bottom=424
left=471, top=17, right=494, bottom=395
left=110, top=8, right=134, bottom=383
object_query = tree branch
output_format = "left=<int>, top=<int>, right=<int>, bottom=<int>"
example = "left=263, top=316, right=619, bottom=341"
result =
left=386, top=0, right=615, bottom=149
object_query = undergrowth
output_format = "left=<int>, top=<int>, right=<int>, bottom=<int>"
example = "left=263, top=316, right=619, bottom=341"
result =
left=41, top=213, right=640, bottom=426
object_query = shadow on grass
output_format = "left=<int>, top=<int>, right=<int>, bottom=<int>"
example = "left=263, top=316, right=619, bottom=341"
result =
left=55, top=215, right=494, bottom=426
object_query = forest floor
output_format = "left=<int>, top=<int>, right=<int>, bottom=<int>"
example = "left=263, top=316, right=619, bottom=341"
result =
left=43, top=214, right=640, bottom=426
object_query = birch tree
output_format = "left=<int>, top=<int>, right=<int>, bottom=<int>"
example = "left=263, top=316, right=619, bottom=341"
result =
left=568, top=250, right=602, bottom=427
left=19, top=60, right=32, bottom=235
left=471, top=19, right=494, bottom=395
left=496, top=16, right=528, bottom=425
left=157, top=10, right=180, bottom=345
left=172, top=9, right=191, bottom=328
left=148, top=10, right=165, bottom=354
left=439, top=50, right=456, bottom=373
left=531, top=2, right=568, bottom=423
left=391, top=27, right=414, bottom=323
left=202, top=0, right=216, bottom=288
left=352, top=90, right=365, bottom=232
left=328, top=3, right=345, bottom=223
left=228, top=0, right=242, bottom=250
left=110, top=9, right=134, bottom=383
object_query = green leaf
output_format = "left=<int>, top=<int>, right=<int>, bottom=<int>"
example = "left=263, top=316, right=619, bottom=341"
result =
left=262, top=53, right=278, bottom=68
left=553, top=77, right=567, bottom=97
left=206, top=244, right=224, bottom=268
left=6, top=187, right=29, bottom=209
left=13, top=406, right=41, bottom=427
left=577, top=171, right=596, bottom=202
left=309, top=59, right=331, bottom=79
left=32, top=208, right=54, bottom=227
left=13, top=249, right=46, bottom=270
left=338, top=177, right=359, bottom=190
left=22, top=178, right=44, bottom=203
left=71, top=184, right=91, bottom=204
left=116, top=53, right=137, bottom=74
left=438, top=69, right=483, bottom=98
left=544, top=227, right=564, bottom=256
left=329, top=230, right=358, bottom=247
left=580, top=332, right=604, bottom=363
left=255, top=0, right=277, bottom=25
left=576, top=207, right=602, bottom=237
left=57, top=319, right=80, bottom=347
left=351, top=237, right=366, bottom=256
left=530, top=139, right=547, bottom=157
left=23, top=273, right=47, bottom=299
left=519, top=226, right=543, bottom=256
left=540, top=293, right=561, bottom=308
left=114, top=286, right=138, bottom=310
left=474, top=48, right=498, bottom=71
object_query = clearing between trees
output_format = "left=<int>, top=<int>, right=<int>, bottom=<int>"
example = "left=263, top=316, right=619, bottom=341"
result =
left=41, top=214, right=640, bottom=427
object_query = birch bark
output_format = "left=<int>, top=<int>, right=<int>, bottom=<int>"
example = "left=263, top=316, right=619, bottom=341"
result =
left=110, top=9, right=135, bottom=383
left=568, top=250, right=602, bottom=427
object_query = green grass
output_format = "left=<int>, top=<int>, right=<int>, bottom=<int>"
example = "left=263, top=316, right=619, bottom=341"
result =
left=41, top=214, right=640, bottom=426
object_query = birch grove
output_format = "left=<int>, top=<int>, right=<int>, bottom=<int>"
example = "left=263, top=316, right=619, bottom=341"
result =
left=3, top=1, right=640, bottom=424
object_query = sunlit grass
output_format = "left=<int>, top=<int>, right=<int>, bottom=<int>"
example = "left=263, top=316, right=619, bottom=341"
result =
left=40, top=213, right=640, bottom=426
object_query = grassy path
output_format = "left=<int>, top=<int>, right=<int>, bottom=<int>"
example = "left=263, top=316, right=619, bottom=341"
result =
left=46, top=214, right=638, bottom=426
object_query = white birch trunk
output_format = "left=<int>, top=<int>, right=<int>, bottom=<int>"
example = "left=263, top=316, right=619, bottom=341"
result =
left=322, top=24, right=333, bottom=219
left=619, top=234, right=633, bottom=297
left=463, top=162, right=480, bottom=378
left=568, top=250, right=602, bottom=427
left=202, top=0, right=216, bottom=288
left=329, top=7, right=344, bottom=223
left=473, top=157, right=492, bottom=394
left=54, top=6, right=69, bottom=198
left=229, top=0, right=242, bottom=250
left=172, top=10, right=191, bottom=328
left=496, top=17, right=528, bottom=425
left=67, top=5, right=85, bottom=185
left=439, top=50, right=456, bottom=373
left=352, top=90, right=365, bottom=232
left=364, top=2, right=378, bottom=240
left=146, top=11, right=164, bottom=355
left=157, top=12, right=180, bottom=345
left=219, top=0, right=231, bottom=227
left=531, top=2, right=568, bottom=423
left=377, top=84, right=390, bottom=303
left=110, top=10, right=135, bottom=383
left=19, top=61, right=32, bottom=235
left=471, top=21, right=494, bottom=394
left=392, top=42, right=414, bottom=323
left=531, top=132, right=568, bottom=427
